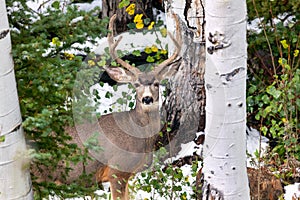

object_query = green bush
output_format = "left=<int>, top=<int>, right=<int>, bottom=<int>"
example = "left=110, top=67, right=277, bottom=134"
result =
left=247, top=0, right=300, bottom=183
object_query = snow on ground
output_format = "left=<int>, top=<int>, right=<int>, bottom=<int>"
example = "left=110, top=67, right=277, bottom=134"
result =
left=50, top=126, right=298, bottom=199
left=285, top=183, right=300, bottom=200
left=246, top=126, right=269, bottom=168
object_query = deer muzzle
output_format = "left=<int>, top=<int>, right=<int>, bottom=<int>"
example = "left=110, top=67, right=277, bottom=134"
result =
left=142, top=96, right=154, bottom=105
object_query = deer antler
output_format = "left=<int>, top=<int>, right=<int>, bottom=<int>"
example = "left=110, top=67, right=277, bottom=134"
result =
left=107, top=14, right=140, bottom=77
left=154, top=13, right=182, bottom=73
left=107, top=13, right=181, bottom=77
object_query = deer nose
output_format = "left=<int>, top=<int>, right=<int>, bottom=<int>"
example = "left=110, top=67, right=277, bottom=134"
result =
left=142, top=96, right=154, bottom=105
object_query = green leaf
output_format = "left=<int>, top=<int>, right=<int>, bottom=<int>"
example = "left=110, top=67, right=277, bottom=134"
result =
left=260, top=126, right=268, bottom=136
left=97, top=59, right=106, bottom=67
left=146, top=56, right=155, bottom=63
left=262, top=106, right=272, bottom=117
left=0, top=136, right=5, bottom=143
left=143, top=18, right=151, bottom=25
left=51, top=1, right=60, bottom=9
left=129, top=102, right=135, bottom=108
left=261, top=94, right=270, bottom=104
left=156, top=38, right=162, bottom=45
left=116, top=98, right=124, bottom=105
left=296, top=99, right=300, bottom=110
left=111, top=61, right=117, bottom=66
left=113, top=85, right=118, bottom=92
left=266, top=85, right=281, bottom=99
left=105, top=91, right=113, bottom=98
left=121, top=92, right=127, bottom=98
left=255, top=112, right=261, bottom=120
left=248, top=85, right=257, bottom=94
left=112, top=174, right=118, bottom=179
left=127, top=22, right=136, bottom=30
left=118, top=0, right=130, bottom=8
left=132, top=50, right=141, bottom=57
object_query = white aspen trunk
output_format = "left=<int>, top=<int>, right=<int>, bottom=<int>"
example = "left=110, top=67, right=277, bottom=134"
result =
left=202, top=0, right=250, bottom=199
left=0, top=1, right=33, bottom=199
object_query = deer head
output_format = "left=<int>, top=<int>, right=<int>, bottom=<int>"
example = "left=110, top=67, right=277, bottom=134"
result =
left=103, top=14, right=182, bottom=113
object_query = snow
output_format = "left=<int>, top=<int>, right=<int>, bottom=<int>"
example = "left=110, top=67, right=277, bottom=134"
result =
left=74, top=0, right=102, bottom=11
left=90, top=83, right=134, bottom=114
left=166, top=132, right=203, bottom=164
left=26, top=0, right=71, bottom=13
left=246, top=126, right=269, bottom=167
left=284, top=183, right=300, bottom=200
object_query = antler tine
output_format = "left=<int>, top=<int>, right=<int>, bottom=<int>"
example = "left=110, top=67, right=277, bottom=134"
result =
left=155, top=13, right=181, bottom=72
left=107, top=14, right=140, bottom=76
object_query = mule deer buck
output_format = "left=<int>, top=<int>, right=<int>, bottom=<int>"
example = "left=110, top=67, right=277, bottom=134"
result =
left=33, top=14, right=181, bottom=200
left=90, top=13, right=182, bottom=200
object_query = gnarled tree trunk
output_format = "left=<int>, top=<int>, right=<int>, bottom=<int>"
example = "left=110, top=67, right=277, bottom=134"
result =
left=158, top=0, right=206, bottom=157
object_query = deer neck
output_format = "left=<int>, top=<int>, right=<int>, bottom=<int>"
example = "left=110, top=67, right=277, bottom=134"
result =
left=130, top=101, right=160, bottom=127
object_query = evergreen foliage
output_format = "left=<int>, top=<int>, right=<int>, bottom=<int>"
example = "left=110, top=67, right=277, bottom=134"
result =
left=7, top=0, right=108, bottom=197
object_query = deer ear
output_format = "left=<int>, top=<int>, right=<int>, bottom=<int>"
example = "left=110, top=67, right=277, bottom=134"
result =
left=155, top=58, right=181, bottom=81
left=103, top=66, right=136, bottom=83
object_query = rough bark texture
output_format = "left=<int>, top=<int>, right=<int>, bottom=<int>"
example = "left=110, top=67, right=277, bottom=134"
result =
left=158, top=29, right=205, bottom=154
left=155, top=0, right=206, bottom=157
left=102, top=0, right=154, bottom=34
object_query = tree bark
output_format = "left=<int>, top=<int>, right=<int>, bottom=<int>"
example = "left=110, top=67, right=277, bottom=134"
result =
left=202, top=0, right=250, bottom=199
left=158, top=0, right=206, bottom=157
left=0, top=1, right=33, bottom=199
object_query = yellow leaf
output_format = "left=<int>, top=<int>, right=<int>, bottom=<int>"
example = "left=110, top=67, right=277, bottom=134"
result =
left=125, top=4, right=135, bottom=15
left=148, top=21, right=155, bottom=30
left=294, top=49, right=299, bottom=57
left=144, top=46, right=152, bottom=54
left=134, top=14, right=143, bottom=23
left=136, top=22, right=144, bottom=29
left=160, top=27, right=167, bottom=37
left=64, top=52, right=75, bottom=60
left=280, top=40, right=289, bottom=49
left=52, top=37, right=61, bottom=46
left=281, top=118, right=287, bottom=123
left=151, top=45, right=158, bottom=52
left=160, top=49, right=167, bottom=54
left=88, top=60, right=95, bottom=66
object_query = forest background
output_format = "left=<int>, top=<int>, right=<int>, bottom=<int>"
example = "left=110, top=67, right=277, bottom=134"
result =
left=3, top=0, right=300, bottom=199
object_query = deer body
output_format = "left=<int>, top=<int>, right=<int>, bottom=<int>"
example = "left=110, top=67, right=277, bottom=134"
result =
left=91, top=13, right=181, bottom=199
left=94, top=82, right=161, bottom=200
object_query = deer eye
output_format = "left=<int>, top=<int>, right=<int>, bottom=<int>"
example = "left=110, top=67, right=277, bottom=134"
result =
left=134, top=82, right=141, bottom=88
left=153, top=82, right=160, bottom=88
